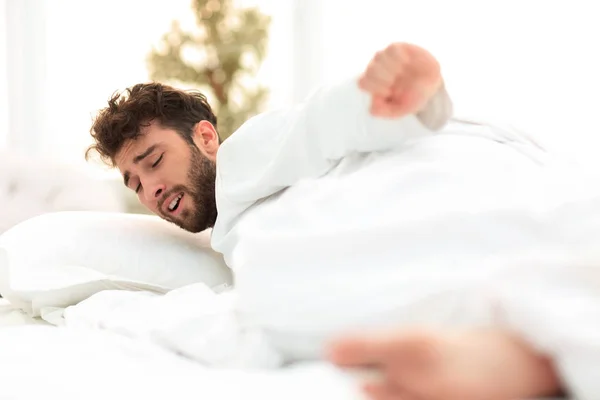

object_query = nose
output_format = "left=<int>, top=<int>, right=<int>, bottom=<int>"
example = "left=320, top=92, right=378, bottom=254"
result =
left=143, top=181, right=167, bottom=206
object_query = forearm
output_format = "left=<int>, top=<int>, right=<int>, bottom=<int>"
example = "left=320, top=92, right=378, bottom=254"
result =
left=216, top=78, right=454, bottom=206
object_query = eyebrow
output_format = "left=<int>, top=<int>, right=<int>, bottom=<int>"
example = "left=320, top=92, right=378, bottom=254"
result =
left=133, top=145, right=157, bottom=164
left=122, top=144, right=158, bottom=188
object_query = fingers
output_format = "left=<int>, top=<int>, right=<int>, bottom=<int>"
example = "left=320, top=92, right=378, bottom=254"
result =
left=329, top=331, right=445, bottom=400
left=384, top=42, right=438, bottom=79
left=372, top=80, right=432, bottom=119
left=383, top=43, right=411, bottom=70
left=360, top=42, right=442, bottom=118
left=359, top=72, right=392, bottom=98
left=328, top=336, right=386, bottom=367
left=373, top=49, right=402, bottom=81
left=359, top=78, right=391, bottom=99
left=370, top=97, right=403, bottom=119
left=328, top=331, right=397, bottom=367
left=328, top=329, right=441, bottom=369
left=359, top=48, right=403, bottom=98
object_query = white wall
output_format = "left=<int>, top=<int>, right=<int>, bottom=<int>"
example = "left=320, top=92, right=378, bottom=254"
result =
left=2, top=0, right=600, bottom=170
left=313, top=0, right=600, bottom=165
left=43, top=0, right=195, bottom=168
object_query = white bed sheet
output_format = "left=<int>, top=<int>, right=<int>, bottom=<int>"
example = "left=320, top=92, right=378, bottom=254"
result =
left=60, top=284, right=572, bottom=400
left=0, top=297, right=48, bottom=327
left=0, top=314, right=569, bottom=400
left=0, top=294, right=569, bottom=400
left=0, top=324, right=368, bottom=400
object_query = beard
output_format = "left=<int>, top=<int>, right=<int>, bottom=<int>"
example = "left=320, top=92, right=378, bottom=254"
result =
left=159, top=144, right=217, bottom=233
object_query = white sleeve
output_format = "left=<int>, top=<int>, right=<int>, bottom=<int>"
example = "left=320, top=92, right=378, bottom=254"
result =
left=215, top=78, right=453, bottom=207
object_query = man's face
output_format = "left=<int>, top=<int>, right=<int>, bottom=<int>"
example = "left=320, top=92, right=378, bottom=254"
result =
left=115, top=120, right=219, bottom=233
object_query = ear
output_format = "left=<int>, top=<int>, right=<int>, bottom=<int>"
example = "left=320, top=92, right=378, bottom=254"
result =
left=192, top=120, right=220, bottom=160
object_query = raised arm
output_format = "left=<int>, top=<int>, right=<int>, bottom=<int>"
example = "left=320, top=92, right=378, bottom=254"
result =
left=213, top=43, right=452, bottom=237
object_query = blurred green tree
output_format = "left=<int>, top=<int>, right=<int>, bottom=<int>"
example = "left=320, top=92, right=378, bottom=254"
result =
left=147, top=0, right=271, bottom=140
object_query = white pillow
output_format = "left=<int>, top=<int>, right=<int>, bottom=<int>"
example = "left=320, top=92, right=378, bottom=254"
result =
left=0, top=211, right=232, bottom=317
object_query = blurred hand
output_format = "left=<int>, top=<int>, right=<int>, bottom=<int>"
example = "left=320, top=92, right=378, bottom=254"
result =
left=359, top=43, right=443, bottom=118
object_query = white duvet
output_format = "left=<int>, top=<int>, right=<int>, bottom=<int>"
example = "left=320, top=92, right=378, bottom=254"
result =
left=62, top=283, right=283, bottom=368
left=3, top=178, right=597, bottom=399
left=2, top=80, right=598, bottom=399
left=0, top=325, right=366, bottom=400
left=37, top=170, right=600, bottom=400
left=0, top=286, right=376, bottom=400
left=0, top=298, right=45, bottom=326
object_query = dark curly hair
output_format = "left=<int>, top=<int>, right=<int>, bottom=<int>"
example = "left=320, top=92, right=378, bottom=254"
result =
left=87, top=82, right=218, bottom=166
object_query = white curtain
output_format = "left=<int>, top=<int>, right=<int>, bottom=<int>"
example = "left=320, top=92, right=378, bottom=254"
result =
left=290, top=0, right=325, bottom=103
left=0, top=0, right=9, bottom=149
left=1, top=0, right=47, bottom=153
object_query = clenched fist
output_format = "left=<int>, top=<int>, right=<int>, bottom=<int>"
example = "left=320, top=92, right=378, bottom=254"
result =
left=359, top=43, right=443, bottom=118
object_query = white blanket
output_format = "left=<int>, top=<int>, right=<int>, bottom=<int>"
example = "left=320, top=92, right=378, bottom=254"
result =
left=62, top=283, right=282, bottom=368
left=0, top=325, right=367, bottom=400
left=5, top=79, right=595, bottom=398
left=49, top=127, right=600, bottom=399
left=0, top=298, right=46, bottom=327
left=204, top=78, right=600, bottom=398
left=58, top=242, right=599, bottom=400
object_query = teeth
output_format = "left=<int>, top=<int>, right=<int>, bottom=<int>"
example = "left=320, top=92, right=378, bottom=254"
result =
left=168, top=194, right=183, bottom=211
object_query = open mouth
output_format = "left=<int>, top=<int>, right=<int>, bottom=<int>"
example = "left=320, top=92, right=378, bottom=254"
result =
left=167, top=193, right=184, bottom=213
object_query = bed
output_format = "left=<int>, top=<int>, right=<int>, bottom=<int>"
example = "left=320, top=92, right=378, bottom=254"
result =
left=0, top=210, right=580, bottom=400
left=0, top=293, right=370, bottom=400
left=0, top=211, right=371, bottom=400
left=0, top=287, right=569, bottom=400
left=0, top=297, right=46, bottom=327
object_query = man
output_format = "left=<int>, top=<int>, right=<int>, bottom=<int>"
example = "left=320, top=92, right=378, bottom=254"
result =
left=87, top=42, right=451, bottom=237
left=88, top=43, right=564, bottom=399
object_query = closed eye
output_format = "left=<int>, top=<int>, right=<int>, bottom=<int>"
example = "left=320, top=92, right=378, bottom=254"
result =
left=152, top=154, right=163, bottom=168
left=135, top=183, right=141, bottom=193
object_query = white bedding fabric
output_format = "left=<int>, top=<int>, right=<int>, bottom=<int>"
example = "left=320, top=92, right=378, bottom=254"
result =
left=1, top=275, right=570, bottom=400
left=203, top=77, right=600, bottom=399
left=0, top=298, right=47, bottom=327
left=0, top=293, right=371, bottom=400
left=3, top=286, right=571, bottom=400
left=0, top=80, right=590, bottom=399
left=62, top=284, right=283, bottom=368
left=0, top=213, right=232, bottom=318
left=0, top=325, right=368, bottom=400
left=51, top=148, right=600, bottom=396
